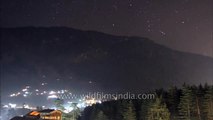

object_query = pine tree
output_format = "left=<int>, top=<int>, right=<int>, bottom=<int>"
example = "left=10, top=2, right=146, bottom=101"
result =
left=94, top=110, right=108, bottom=120
left=54, top=98, right=65, bottom=111
left=139, top=99, right=151, bottom=120
left=197, top=84, right=206, bottom=119
left=146, top=96, right=170, bottom=120
left=122, top=100, right=137, bottom=120
left=89, top=105, right=97, bottom=120
left=114, top=100, right=124, bottom=120
left=80, top=106, right=93, bottom=120
left=191, top=85, right=202, bottom=120
left=167, top=86, right=180, bottom=119
left=69, top=103, right=80, bottom=120
left=203, top=85, right=213, bottom=120
left=178, top=84, right=194, bottom=120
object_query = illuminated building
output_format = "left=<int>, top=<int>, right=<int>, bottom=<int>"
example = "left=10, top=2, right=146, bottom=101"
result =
left=10, top=109, right=62, bottom=120
left=38, top=109, right=62, bottom=120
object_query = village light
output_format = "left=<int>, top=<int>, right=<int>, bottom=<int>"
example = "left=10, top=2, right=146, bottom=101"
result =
left=49, top=91, right=56, bottom=95
left=9, top=103, right=16, bottom=108
left=47, top=95, right=58, bottom=99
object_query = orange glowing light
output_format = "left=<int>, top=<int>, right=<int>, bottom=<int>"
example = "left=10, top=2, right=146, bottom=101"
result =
left=30, top=111, right=40, bottom=116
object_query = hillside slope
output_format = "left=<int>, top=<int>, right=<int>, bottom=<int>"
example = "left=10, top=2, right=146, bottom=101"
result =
left=1, top=27, right=212, bottom=93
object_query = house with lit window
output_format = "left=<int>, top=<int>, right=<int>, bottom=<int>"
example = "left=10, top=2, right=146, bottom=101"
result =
left=37, top=109, right=62, bottom=120
left=10, top=109, right=62, bottom=120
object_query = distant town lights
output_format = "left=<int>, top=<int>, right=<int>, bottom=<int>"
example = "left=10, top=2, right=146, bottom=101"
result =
left=64, top=106, right=73, bottom=113
left=9, top=103, right=17, bottom=108
left=24, top=104, right=30, bottom=109
left=47, top=95, right=58, bottom=99
left=61, top=90, right=65, bottom=94
left=22, top=89, right=27, bottom=92
left=3, top=105, right=9, bottom=108
left=49, top=91, right=56, bottom=95
left=10, top=94, right=16, bottom=97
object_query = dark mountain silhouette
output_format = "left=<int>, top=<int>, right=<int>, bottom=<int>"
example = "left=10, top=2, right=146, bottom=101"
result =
left=1, top=27, right=212, bottom=93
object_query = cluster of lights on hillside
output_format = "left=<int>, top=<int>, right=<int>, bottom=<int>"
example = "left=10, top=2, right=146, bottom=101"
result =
left=9, top=85, right=71, bottom=99
left=6, top=85, right=103, bottom=113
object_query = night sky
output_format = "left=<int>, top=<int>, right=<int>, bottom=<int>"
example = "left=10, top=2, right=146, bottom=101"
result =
left=1, top=0, right=212, bottom=57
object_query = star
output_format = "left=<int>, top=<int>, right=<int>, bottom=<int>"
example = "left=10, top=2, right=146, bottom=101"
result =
left=52, top=16, right=56, bottom=20
left=195, top=26, right=199, bottom=30
left=42, top=75, right=46, bottom=78
left=174, top=10, right=179, bottom=14
left=27, top=14, right=31, bottom=17
left=112, top=5, right=118, bottom=10
left=147, top=24, right=151, bottom=28
left=159, top=30, right=166, bottom=36
left=147, top=29, right=151, bottom=32
left=55, top=11, right=59, bottom=15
